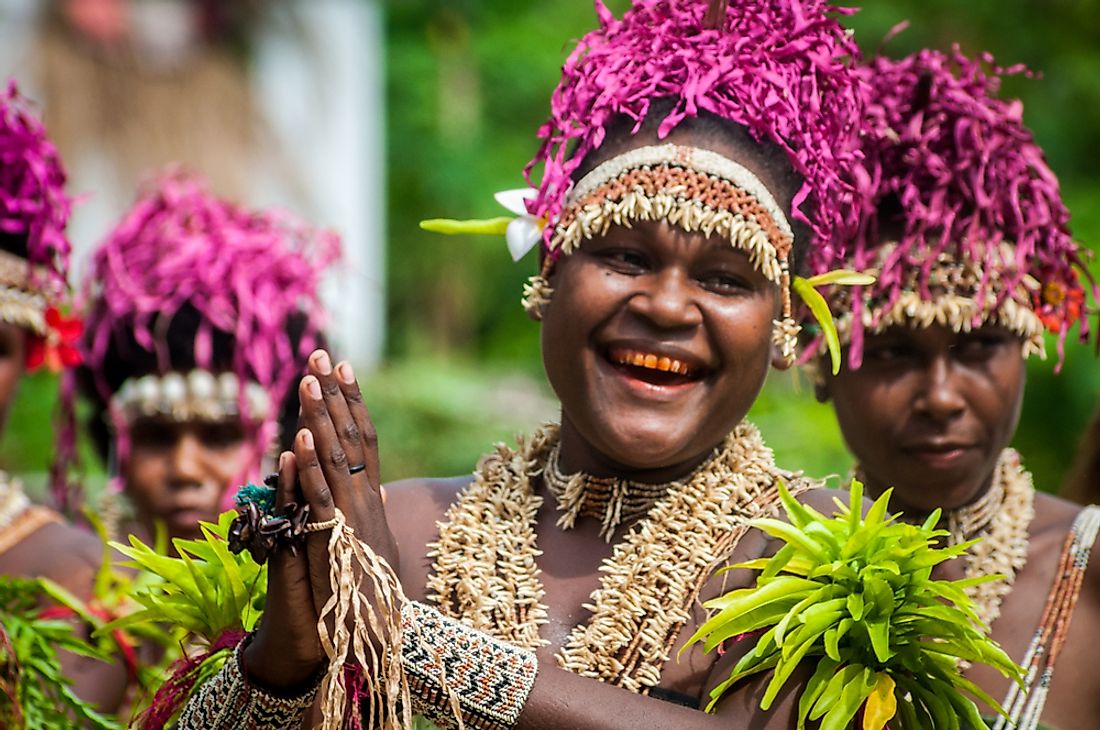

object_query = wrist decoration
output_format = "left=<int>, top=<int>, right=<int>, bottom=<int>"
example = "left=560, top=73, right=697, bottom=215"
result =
left=176, top=638, right=318, bottom=730
left=402, top=600, right=538, bottom=730
left=228, top=478, right=313, bottom=563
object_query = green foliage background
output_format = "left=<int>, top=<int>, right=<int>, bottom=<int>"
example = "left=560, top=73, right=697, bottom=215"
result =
left=6, top=1, right=1098, bottom=498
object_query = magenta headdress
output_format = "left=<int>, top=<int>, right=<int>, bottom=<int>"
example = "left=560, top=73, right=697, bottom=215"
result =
left=421, top=0, right=867, bottom=366
left=0, top=80, right=71, bottom=290
left=822, top=46, right=1096, bottom=369
left=0, top=79, right=81, bottom=372
left=525, top=0, right=864, bottom=266
left=60, top=170, right=339, bottom=512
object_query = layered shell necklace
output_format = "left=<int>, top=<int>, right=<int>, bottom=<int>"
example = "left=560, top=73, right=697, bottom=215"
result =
left=427, top=421, right=806, bottom=693
left=864, top=448, right=1035, bottom=629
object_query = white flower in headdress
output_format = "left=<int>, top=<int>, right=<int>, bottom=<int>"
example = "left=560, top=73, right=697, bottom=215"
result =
left=493, top=188, right=544, bottom=262
left=419, top=188, right=546, bottom=262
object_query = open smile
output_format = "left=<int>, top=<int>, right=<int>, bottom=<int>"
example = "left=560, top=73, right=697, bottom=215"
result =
left=604, top=345, right=709, bottom=390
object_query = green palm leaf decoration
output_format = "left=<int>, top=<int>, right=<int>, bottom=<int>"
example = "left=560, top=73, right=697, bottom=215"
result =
left=98, top=510, right=267, bottom=728
left=0, top=577, right=122, bottom=730
left=685, top=481, right=1023, bottom=729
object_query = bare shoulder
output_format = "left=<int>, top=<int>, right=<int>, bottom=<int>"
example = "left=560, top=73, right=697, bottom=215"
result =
left=2, top=518, right=102, bottom=599
left=384, top=475, right=474, bottom=602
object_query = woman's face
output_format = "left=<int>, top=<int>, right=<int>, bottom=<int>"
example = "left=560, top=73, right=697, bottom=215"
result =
left=541, top=214, right=782, bottom=475
left=125, top=416, right=248, bottom=541
left=822, top=324, right=1026, bottom=512
left=0, top=323, right=25, bottom=440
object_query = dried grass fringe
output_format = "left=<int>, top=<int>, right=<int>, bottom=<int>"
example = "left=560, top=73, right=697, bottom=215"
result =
left=315, top=509, right=412, bottom=730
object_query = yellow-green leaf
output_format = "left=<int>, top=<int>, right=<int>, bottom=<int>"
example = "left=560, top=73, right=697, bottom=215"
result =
left=792, top=276, right=843, bottom=375
left=419, top=217, right=512, bottom=236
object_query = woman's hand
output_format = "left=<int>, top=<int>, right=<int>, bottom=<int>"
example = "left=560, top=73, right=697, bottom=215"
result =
left=242, top=451, right=325, bottom=690
left=295, top=350, right=400, bottom=641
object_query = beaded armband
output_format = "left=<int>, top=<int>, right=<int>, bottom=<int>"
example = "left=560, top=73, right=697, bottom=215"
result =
left=176, top=639, right=319, bottom=730
left=402, top=601, right=538, bottom=730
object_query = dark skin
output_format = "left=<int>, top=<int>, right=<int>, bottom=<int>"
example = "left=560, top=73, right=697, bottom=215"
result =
left=0, top=321, right=128, bottom=712
left=244, top=128, right=843, bottom=727
left=819, top=323, right=1100, bottom=728
left=125, top=415, right=247, bottom=544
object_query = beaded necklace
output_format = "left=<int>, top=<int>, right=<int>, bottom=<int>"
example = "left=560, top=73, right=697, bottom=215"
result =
left=427, top=421, right=808, bottom=693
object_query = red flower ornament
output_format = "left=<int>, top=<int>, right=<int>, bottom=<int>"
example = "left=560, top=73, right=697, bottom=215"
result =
left=26, top=307, right=83, bottom=373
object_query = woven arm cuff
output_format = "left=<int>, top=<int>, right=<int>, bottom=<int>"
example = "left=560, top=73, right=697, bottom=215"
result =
left=176, top=639, right=319, bottom=729
left=401, top=601, right=538, bottom=730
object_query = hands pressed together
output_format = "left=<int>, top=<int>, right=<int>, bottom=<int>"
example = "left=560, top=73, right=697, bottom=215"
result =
left=243, top=349, right=399, bottom=692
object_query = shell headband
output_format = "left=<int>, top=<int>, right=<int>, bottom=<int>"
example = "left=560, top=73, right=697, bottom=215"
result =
left=109, top=370, right=271, bottom=427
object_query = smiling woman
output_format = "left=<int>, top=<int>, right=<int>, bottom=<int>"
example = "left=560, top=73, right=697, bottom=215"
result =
left=811, top=47, right=1100, bottom=730
left=171, top=1, right=882, bottom=728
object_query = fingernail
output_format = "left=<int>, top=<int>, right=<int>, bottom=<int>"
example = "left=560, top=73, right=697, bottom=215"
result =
left=305, top=376, right=322, bottom=400
left=313, top=350, right=332, bottom=375
left=337, top=361, right=354, bottom=384
left=300, top=429, right=314, bottom=449
left=278, top=452, right=288, bottom=470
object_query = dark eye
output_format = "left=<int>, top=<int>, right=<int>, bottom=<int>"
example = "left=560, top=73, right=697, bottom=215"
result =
left=953, top=332, right=1014, bottom=361
left=863, top=341, right=914, bottom=364
left=698, top=271, right=752, bottom=296
left=131, top=419, right=179, bottom=450
left=196, top=421, right=246, bottom=448
left=593, top=247, right=649, bottom=274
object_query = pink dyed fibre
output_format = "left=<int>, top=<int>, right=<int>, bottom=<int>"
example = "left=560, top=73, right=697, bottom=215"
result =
left=838, top=47, right=1095, bottom=365
left=0, top=79, right=72, bottom=293
left=525, top=0, right=866, bottom=273
left=81, top=171, right=339, bottom=498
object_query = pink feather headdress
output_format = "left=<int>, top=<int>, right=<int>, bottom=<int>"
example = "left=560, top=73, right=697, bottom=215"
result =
left=524, top=0, right=866, bottom=273
left=827, top=46, right=1096, bottom=368
left=0, top=79, right=72, bottom=294
left=60, top=171, right=339, bottom=512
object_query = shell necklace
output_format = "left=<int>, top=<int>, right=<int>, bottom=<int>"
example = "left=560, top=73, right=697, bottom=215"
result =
left=427, top=421, right=806, bottom=693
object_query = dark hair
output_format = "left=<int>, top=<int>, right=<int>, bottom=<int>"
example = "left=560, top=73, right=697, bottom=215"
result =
left=0, top=231, right=29, bottom=259
left=572, top=100, right=811, bottom=273
left=76, top=300, right=320, bottom=460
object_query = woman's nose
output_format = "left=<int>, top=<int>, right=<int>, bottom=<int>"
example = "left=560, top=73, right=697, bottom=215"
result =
left=627, top=268, right=703, bottom=329
left=915, top=356, right=966, bottom=422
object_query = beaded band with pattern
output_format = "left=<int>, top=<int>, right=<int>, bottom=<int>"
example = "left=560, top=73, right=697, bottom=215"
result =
left=176, top=640, right=319, bottom=729
left=402, top=600, right=538, bottom=730
left=995, top=505, right=1100, bottom=730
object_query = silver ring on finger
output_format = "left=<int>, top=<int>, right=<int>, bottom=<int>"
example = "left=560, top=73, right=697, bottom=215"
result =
left=348, top=463, right=366, bottom=475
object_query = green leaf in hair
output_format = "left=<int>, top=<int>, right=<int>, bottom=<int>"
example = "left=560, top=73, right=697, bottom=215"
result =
left=418, top=217, right=512, bottom=236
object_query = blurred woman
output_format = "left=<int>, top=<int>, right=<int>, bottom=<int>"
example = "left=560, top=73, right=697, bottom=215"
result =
left=813, top=48, right=1100, bottom=729
left=0, top=79, right=128, bottom=714
left=71, top=171, right=338, bottom=546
